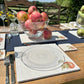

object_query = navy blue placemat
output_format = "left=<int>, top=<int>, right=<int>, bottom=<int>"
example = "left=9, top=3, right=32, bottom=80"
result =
left=5, top=35, right=24, bottom=52
left=56, top=30, right=84, bottom=44
left=5, top=30, right=84, bottom=52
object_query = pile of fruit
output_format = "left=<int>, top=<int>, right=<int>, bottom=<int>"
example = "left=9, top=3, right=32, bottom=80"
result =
left=17, top=6, right=52, bottom=39
left=77, top=5, right=84, bottom=26
left=77, top=5, right=84, bottom=38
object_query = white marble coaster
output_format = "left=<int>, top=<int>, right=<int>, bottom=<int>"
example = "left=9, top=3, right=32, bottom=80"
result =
left=58, top=43, right=77, bottom=51
left=0, top=34, right=5, bottom=49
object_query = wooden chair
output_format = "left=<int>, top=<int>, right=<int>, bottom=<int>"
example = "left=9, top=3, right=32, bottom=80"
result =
left=4, top=0, right=36, bottom=13
left=43, top=3, right=61, bottom=25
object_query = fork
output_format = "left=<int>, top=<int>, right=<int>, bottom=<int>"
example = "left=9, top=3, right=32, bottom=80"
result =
left=10, top=54, right=15, bottom=84
left=4, top=56, right=10, bottom=84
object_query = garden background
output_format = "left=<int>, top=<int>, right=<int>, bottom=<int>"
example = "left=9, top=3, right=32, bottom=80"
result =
left=0, top=0, right=84, bottom=25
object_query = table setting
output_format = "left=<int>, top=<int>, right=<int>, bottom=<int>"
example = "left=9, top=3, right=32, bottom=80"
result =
left=0, top=5, right=84, bottom=84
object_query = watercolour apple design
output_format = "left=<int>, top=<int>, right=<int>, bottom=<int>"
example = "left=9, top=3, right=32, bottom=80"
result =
left=62, top=62, right=75, bottom=69
left=0, top=37, right=3, bottom=42
left=43, top=28, right=52, bottom=39
left=0, top=50, right=4, bottom=56
left=17, top=11, right=28, bottom=21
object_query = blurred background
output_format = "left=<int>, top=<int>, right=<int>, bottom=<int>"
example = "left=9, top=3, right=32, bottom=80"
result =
left=0, top=0, right=84, bottom=25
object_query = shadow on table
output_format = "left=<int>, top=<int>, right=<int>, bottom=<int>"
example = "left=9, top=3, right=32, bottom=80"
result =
left=63, top=78, right=84, bottom=84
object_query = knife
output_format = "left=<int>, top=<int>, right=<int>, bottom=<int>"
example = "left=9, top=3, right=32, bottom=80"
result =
left=10, top=54, right=15, bottom=84
left=4, top=56, right=10, bottom=84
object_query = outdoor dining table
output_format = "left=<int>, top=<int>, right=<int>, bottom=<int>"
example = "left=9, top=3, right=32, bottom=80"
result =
left=0, top=24, right=84, bottom=84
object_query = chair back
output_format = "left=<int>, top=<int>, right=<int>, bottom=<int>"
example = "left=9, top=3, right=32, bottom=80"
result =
left=4, top=0, right=36, bottom=12
left=43, top=3, right=61, bottom=24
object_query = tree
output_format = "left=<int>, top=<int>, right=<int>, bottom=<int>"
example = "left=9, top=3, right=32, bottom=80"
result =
left=56, top=0, right=71, bottom=7
left=0, top=0, right=4, bottom=3
left=68, top=0, right=84, bottom=21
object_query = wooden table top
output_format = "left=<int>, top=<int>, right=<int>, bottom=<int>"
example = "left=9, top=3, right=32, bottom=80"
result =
left=0, top=25, right=84, bottom=84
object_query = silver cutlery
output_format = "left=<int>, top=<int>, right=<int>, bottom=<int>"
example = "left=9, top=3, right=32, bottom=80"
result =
left=7, top=34, right=12, bottom=44
left=4, top=56, right=10, bottom=84
left=9, top=54, right=15, bottom=84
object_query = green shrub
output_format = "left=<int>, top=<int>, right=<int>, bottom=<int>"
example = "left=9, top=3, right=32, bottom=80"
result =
left=0, top=0, right=4, bottom=3
left=68, top=0, right=84, bottom=21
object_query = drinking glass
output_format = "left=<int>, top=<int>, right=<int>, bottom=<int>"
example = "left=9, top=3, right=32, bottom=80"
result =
left=76, top=13, right=84, bottom=29
left=10, top=18, right=19, bottom=36
left=19, top=20, right=49, bottom=39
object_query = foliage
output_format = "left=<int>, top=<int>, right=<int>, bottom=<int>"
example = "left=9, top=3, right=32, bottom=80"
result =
left=56, top=0, right=71, bottom=7
left=0, top=0, right=4, bottom=3
left=68, top=0, right=84, bottom=21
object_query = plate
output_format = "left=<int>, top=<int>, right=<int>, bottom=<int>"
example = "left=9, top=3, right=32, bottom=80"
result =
left=21, top=45, right=65, bottom=71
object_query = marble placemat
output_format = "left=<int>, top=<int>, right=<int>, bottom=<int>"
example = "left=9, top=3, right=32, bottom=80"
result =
left=69, top=30, right=82, bottom=38
left=19, top=31, right=68, bottom=44
left=14, top=43, right=80, bottom=83
left=0, top=34, right=5, bottom=49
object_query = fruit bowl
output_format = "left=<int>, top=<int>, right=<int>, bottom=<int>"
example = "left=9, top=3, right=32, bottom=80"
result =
left=76, top=5, right=84, bottom=29
left=18, top=20, right=49, bottom=39
left=76, top=13, right=84, bottom=29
